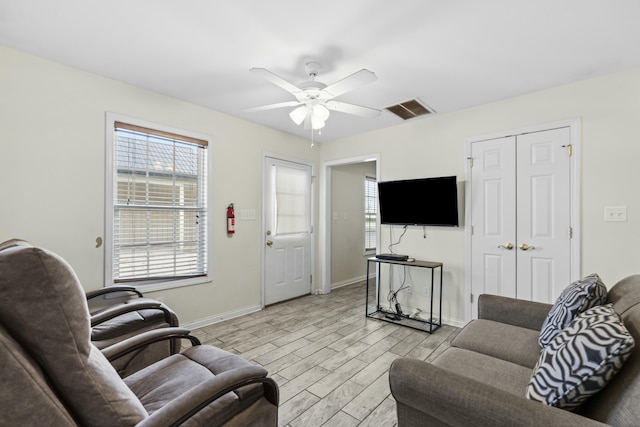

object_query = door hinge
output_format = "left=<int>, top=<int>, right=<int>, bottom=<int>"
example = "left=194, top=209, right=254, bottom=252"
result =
left=470, top=293, right=474, bottom=304
left=310, top=275, right=313, bottom=284
left=467, top=157, right=474, bottom=168
left=569, top=226, right=573, bottom=238
left=311, top=176, right=316, bottom=184
left=471, top=225, right=474, bottom=235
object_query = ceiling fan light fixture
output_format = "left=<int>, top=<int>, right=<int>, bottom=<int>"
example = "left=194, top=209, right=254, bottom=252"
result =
left=289, top=106, right=307, bottom=125
left=312, top=104, right=330, bottom=121
left=290, top=104, right=329, bottom=129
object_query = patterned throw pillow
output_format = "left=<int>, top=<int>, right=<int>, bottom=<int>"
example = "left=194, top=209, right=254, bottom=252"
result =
left=526, top=304, right=634, bottom=409
left=539, top=274, right=607, bottom=347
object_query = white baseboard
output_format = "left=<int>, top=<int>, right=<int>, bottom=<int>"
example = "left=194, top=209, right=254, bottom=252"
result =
left=441, top=316, right=467, bottom=328
left=183, top=304, right=263, bottom=330
left=331, top=274, right=375, bottom=290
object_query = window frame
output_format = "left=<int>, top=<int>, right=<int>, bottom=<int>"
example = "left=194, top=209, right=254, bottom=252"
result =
left=364, top=174, right=378, bottom=254
left=105, top=113, right=211, bottom=292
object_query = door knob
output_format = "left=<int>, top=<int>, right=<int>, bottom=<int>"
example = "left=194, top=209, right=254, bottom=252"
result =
left=498, top=243, right=514, bottom=250
left=266, top=240, right=273, bottom=246
left=519, top=243, right=535, bottom=251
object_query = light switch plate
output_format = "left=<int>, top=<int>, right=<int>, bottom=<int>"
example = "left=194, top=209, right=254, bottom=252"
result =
left=604, top=206, right=627, bottom=222
left=240, top=209, right=256, bottom=221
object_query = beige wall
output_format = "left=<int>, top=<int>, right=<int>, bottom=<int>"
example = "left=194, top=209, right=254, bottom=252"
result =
left=318, top=67, right=640, bottom=324
left=3, top=43, right=640, bottom=326
left=0, top=46, right=318, bottom=324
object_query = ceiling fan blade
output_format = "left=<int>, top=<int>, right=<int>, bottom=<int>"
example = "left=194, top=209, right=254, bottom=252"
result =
left=249, top=68, right=302, bottom=95
left=326, top=100, right=381, bottom=118
left=244, top=101, right=301, bottom=112
left=320, top=69, right=377, bottom=99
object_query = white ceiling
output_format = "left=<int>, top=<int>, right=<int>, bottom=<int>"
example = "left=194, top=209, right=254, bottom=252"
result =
left=2, top=1, right=640, bottom=143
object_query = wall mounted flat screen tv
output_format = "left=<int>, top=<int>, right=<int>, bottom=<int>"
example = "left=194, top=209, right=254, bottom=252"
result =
left=378, top=176, right=459, bottom=226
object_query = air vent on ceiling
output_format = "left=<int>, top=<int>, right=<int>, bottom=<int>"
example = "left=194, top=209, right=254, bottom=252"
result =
left=385, top=99, right=434, bottom=120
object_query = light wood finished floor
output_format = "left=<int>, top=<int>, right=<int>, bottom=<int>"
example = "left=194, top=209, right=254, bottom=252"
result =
left=192, top=282, right=459, bottom=427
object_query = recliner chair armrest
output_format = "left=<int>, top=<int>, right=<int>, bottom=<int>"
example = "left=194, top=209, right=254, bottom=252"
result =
left=389, top=358, right=608, bottom=427
left=137, top=366, right=279, bottom=427
left=102, top=327, right=200, bottom=362
left=86, top=285, right=144, bottom=301
left=478, top=294, right=552, bottom=330
left=90, top=299, right=167, bottom=327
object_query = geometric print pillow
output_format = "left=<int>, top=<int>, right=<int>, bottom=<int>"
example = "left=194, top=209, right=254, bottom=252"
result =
left=526, top=304, right=634, bottom=409
left=539, top=274, right=607, bottom=347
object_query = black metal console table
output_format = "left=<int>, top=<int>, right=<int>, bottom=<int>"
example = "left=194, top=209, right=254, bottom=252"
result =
left=365, top=257, right=443, bottom=333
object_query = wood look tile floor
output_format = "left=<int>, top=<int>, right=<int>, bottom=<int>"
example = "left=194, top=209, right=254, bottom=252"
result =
left=192, top=282, right=459, bottom=427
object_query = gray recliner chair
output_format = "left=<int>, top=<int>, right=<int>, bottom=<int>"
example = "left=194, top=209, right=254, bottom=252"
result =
left=0, top=242, right=279, bottom=426
left=87, top=285, right=181, bottom=376
left=0, top=239, right=181, bottom=377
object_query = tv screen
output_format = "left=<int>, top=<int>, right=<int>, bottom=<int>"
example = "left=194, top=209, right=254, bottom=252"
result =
left=378, top=176, right=459, bottom=226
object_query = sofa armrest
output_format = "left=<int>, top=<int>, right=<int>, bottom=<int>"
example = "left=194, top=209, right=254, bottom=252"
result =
left=137, top=366, right=278, bottom=427
left=478, top=294, right=551, bottom=331
left=389, top=358, right=608, bottom=427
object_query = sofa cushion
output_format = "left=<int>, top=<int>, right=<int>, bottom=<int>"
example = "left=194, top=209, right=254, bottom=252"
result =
left=527, top=303, right=635, bottom=409
left=451, top=319, right=541, bottom=369
left=539, top=273, right=607, bottom=347
left=433, top=347, right=532, bottom=397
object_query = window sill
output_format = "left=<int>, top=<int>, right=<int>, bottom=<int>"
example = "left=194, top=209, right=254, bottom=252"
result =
left=108, top=275, right=210, bottom=293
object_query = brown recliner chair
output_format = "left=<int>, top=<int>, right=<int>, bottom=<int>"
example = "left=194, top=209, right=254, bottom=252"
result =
left=0, top=239, right=181, bottom=377
left=0, top=243, right=279, bottom=426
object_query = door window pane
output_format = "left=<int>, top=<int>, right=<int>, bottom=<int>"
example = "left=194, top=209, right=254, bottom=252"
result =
left=275, top=165, right=309, bottom=234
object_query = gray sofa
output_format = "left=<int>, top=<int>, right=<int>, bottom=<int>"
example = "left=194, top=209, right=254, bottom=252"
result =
left=390, top=275, right=640, bottom=426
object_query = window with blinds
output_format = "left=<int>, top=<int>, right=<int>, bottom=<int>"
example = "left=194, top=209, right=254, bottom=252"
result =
left=364, top=176, right=378, bottom=251
left=109, top=120, right=208, bottom=285
left=274, top=164, right=309, bottom=235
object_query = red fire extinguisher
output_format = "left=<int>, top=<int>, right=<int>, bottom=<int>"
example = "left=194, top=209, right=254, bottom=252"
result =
left=227, top=203, right=235, bottom=235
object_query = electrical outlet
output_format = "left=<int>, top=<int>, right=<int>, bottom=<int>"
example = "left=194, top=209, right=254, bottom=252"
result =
left=423, top=287, right=430, bottom=297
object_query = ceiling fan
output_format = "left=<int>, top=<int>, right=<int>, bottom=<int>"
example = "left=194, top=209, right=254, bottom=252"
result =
left=245, top=62, right=381, bottom=130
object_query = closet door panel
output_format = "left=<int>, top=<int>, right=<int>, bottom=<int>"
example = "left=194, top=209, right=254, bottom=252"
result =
left=516, top=128, right=572, bottom=302
left=470, top=136, right=516, bottom=318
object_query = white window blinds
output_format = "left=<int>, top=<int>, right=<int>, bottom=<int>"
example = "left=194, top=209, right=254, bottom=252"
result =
left=364, top=176, right=378, bottom=251
left=111, top=122, right=208, bottom=283
left=274, top=165, right=309, bottom=235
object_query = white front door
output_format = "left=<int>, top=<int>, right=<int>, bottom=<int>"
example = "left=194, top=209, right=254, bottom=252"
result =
left=470, top=127, right=573, bottom=317
left=263, top=156, right=313, bottom=305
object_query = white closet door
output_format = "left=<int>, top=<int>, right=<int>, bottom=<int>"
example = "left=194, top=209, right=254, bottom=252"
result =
left=470, top=136, right=517, bottom=318
left=470, top=127, right=573, bottom=318
left=516, top=127, right=572, bottom=303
